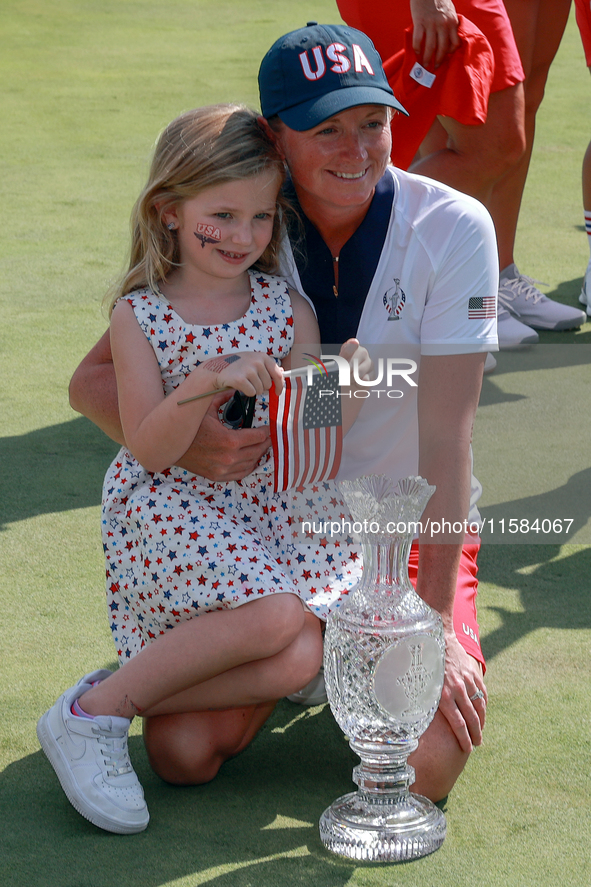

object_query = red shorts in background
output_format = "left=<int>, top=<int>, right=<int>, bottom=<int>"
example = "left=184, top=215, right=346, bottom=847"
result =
left=575, top=0, right=591, bottom=67
left=337, top=0, right=524, bottom=169
left=383, top=16, right=494, bottom=169
left=337, top=0, right=523, bottom=92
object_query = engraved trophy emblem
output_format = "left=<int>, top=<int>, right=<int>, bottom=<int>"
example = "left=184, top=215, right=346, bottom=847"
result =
left=320, top=475, right=446, bottom=862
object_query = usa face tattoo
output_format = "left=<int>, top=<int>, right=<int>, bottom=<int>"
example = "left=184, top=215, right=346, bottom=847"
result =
left=194, top=222, right=222, bottom=248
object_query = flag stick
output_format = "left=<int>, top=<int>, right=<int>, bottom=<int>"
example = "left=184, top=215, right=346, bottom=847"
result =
left=177, top=387, right=232, bottom=406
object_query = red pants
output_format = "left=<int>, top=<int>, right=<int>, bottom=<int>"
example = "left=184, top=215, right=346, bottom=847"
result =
left=337, top=0, right=523, bottom=92
left=408, top=538, right=485, bottom=669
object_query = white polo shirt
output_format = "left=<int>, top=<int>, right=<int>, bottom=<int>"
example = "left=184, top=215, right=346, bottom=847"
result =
left=282, top=166, right=498, bottom=523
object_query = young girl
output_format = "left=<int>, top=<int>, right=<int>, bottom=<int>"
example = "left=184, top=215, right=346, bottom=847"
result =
left=37, top=104, right=366, bottom=835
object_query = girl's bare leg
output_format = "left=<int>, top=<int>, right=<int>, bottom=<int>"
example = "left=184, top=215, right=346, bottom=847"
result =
left=77, top=598, right=323, bottom=785
left=141, top=611, right=324, bottom=784
left=138, top=611, right=323, bottom=716
left=79, top=594, right=314, bottom=718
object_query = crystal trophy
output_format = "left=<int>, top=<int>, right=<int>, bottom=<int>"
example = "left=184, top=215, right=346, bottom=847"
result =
left=320, top=475, right=446, bottom=862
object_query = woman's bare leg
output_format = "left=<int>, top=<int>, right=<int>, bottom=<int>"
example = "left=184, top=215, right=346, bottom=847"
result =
left=410, top=83, right=526, bottom=206
left=582, top=127, right=591, bottom=308
left=409, top=659, right=485, bottom=802
left=143, top=704, right=278, bottom=784
left=491, top=0, right=572, bottom=269
left=75, top=599, right=323, bottom=785
left=583, top=136, right=591, bottom=212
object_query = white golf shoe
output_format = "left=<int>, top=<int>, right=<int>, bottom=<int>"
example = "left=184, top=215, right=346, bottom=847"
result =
left=499, top=264, right=586, bottom=330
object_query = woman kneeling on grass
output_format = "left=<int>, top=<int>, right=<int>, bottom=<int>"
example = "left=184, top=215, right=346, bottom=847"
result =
left=62, top=22, right=495, bottom=826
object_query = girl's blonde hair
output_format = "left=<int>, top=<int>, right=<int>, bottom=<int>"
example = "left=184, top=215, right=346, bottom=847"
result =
left=106, top=103, right=287, bottom=314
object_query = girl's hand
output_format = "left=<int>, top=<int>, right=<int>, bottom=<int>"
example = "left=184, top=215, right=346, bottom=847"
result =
left=200, top=352, right=284, bottom=397
left=339, top=338, right=373, bottom=382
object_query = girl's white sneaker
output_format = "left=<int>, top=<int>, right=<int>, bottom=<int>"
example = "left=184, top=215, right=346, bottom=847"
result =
left=37, top=671, right=149, bottom=834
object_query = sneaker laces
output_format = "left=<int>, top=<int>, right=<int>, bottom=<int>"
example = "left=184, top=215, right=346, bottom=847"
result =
left=93, top=723, right=134, bottom=778
left=499, top=274, right=548, bottom=305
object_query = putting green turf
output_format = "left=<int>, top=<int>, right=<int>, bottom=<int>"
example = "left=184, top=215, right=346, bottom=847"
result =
left=1, top=3, right=590, bottom=885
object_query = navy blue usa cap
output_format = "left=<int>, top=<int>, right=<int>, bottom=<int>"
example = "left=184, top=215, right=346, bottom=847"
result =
left=258, top=22, right=408, bottom=131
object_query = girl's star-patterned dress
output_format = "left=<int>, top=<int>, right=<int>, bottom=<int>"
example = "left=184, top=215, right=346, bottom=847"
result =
left=102, top=271, right=362, bottom=664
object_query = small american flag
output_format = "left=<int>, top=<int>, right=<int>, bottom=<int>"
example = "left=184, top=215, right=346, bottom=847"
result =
left=468, top=295, right=496, bottom=319
left=270, top=369, right=342, bottom=493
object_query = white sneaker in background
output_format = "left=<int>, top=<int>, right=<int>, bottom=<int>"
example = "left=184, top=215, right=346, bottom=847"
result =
left=287, top=666, right=328, bottom=705
left=579, top=260, right=591, bottom=317
left=499, top=264, right=586, bottom=331
left=496, top=301, right=539, bottom=349
left=483, top=352, right=497, bottom=374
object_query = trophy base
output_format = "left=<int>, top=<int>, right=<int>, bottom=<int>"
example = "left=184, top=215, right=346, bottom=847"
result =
left=319, top=790, right=446, bottom=862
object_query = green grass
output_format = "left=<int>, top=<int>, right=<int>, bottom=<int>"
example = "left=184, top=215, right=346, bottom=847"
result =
left=1, top=3, right=590, bottom=885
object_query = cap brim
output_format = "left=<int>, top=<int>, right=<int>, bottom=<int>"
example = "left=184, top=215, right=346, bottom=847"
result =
left=277, top=86, right=408, bottom=132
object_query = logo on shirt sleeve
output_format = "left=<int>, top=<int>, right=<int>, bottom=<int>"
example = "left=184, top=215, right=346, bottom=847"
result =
left=383, top=278, right=406, bottom=321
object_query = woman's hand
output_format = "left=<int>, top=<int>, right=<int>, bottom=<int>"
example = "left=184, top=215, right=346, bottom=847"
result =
left=176, top=391, right=272, bottom=480
left=339, top=338, right=373, bottom=382
left=437, top=630, right=487, bottom=751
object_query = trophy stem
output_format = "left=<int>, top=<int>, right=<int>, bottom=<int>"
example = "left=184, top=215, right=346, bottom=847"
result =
left=319, top=738, right=446, bottom=862
left=351, top=737, right=418, bottom=796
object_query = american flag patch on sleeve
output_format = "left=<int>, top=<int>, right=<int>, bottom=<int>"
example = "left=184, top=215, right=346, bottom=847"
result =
left=468, top=296, right=496, bottom=319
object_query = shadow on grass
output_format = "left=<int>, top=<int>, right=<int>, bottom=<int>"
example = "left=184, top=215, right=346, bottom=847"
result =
left=0, top=416, right=118, bottom=530
left=478, top=466, right=591, bottom=544
left=479, top=341, right=591, bottom=408
left=478, top=543, right=591, bottom=662
left=2, top=338, right=588, bottom=532
left=545, top=275, right=586, bottom=305
left=6, top=554, right=588, bottom=887
left=4, top=703, right=366, bottom=887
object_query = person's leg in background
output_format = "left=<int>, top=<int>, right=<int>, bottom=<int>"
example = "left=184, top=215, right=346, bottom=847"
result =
left=574, top=0, right=591, bottom=313
left=491, top=0, right=586, bottom=331
left=580, top=135, right=591, bottom=314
